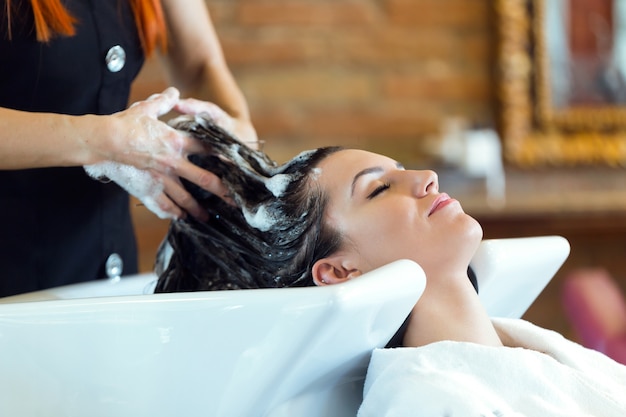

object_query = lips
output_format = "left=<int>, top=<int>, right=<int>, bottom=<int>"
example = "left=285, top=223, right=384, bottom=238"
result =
left=428, top=193, right=455, bottom=216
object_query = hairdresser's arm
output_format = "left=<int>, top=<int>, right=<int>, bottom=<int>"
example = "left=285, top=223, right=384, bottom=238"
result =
left=0, top=88, right=228, bottom=219
left=0, top=106, right=103, bottom=169
left=161, top=0, right=258, bottom=144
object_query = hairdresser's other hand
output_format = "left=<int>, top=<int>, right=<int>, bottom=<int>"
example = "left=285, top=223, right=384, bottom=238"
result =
left=174, top=97, right=260, bottom=149
left=92, top=87, right=230, bottom=220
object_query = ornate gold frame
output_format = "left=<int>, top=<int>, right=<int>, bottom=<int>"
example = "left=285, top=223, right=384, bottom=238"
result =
left=495, top=0, right=626, bottom=166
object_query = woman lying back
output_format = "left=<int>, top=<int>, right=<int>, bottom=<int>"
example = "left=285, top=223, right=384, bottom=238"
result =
left=154, top=115, right=626, bottom=416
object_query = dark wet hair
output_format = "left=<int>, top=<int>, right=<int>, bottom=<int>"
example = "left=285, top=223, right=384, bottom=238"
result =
left=154, top=115, right=343, bottom=292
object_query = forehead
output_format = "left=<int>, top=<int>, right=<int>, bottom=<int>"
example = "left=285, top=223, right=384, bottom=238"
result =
left=314, top=149, right=398, bottom=193
left=317, top=149, right=397, bottom=176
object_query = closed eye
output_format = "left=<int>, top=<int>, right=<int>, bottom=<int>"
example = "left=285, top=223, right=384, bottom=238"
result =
left=367, top=183, right=390, bottom=199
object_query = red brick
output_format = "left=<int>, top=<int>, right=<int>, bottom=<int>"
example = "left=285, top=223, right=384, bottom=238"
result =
left=251, top=103, right=441, bottom=141
left=382, top=71, right=490, bottom=101
left=303, top=106, right=440, bottom=139
left=323, top=27, right=490, bottom=65
left=251, top=104, right=445, bottom=167
left=385, top=0, right=489, bottom=28
left=205, top=0, right=236, bottom=25
left=218, top=20, right=490, bottom=70
left=221, top=34, right=327, bottom=66
left=236, top=0, right=381, bottom=26
left=237, top=69, right=376, bottom=104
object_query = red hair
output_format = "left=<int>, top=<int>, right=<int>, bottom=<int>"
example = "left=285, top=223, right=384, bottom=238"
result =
left=4, top=0, right=167, bottom=56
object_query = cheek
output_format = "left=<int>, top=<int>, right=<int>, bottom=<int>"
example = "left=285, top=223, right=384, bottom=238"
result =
left=348, top=210, right=424, bottom=266
left=350, top=208, right=480, bottom=272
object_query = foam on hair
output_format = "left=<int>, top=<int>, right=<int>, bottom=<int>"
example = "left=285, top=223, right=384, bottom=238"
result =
left=154, top=115, right=342, bottom=292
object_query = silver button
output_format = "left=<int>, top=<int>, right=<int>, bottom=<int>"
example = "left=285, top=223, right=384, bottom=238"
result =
left=105, top=253, right=124, bottom=280
left=105, top=45, right=126, bottom=73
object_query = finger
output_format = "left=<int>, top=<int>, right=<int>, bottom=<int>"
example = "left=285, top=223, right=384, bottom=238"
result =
left=180, top=133, right=206, bottom=155
left=150, top=192, right=185, bottom=220
left=174, top=98, right=226, bottom=117
left=129, top=87, right=178, bottom=109
left=132, top=87, right=181, bottom=118
left=160, top=174, right=208, bottom=222
left=174, top=99, right=235, bottom=133
left=175, top=160, right=233, bottom=203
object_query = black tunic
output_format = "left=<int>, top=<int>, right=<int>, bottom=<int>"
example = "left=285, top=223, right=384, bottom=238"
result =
left=0, top=0, right=145, bottom=296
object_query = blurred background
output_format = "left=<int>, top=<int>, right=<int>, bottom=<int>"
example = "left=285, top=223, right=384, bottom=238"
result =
left=129, top=0, right=626, bottom=344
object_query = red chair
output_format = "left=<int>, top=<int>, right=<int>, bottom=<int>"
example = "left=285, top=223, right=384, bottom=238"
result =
left=562, top=268, right=626, bottom=365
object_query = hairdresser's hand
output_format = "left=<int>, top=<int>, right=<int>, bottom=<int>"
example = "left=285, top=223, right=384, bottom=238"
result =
left=90, top=87, right=230, bottom=220
left=174, top=97, right=260, bottom=149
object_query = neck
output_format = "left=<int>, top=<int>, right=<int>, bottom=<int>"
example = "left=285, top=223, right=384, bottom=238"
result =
left=402, top=272, right=503, bottom=348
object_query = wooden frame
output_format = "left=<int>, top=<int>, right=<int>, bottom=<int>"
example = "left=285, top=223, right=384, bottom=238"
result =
left=495, top=0, right=626, bottom=166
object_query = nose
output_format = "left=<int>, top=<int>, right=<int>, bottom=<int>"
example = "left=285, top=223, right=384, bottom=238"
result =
left=408, top=170, right=438, bottom=197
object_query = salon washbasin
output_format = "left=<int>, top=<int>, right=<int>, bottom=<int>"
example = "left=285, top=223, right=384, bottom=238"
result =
left=0, top=236, right=569, bottom=417
left=0, top=260, right=425, bottom=417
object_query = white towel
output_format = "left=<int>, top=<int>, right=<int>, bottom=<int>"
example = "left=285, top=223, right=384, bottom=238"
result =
left=358, top=318, right=626, bottom=417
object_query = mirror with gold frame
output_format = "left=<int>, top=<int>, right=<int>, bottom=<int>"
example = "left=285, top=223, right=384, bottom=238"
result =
left=495, top=0, right=626, bottom=166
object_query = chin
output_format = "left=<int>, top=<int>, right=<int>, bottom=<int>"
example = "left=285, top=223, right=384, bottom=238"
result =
left=445, top=215, right=483, bottom=268
left=470, top=216, right=484, bottom=242
left=464, top=216, right=484, bottom=256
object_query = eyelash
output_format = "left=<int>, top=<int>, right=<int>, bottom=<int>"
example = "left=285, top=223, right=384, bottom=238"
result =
left=367, top=182, right=390, bottom=199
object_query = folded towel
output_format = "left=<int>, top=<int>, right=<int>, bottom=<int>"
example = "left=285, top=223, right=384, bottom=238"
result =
left=358, top=318, right=626, bottom=417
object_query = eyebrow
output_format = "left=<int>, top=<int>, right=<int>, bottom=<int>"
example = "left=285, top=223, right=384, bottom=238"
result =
left=350, top=162, right=404, bottom=197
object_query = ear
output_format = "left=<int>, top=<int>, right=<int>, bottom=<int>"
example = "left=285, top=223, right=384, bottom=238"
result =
left=312, top=254, right=362, bottom=286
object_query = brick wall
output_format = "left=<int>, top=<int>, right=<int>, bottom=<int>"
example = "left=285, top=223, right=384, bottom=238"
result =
left=131, top=0, right=495, bottom=163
